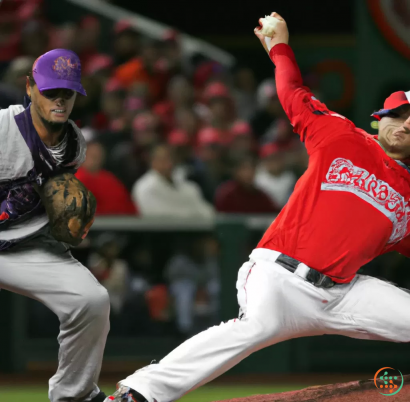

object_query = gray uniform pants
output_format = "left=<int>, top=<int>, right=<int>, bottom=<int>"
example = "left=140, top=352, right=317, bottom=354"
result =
left=0, top=226, right=110, bottom=401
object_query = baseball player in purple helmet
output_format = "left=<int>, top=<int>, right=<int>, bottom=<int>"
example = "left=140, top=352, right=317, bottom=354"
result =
left=0, top=49, right=109, bottom=402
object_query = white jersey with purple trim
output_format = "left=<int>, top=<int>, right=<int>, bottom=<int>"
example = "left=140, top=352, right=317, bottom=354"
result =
left=0, top=104, right=86, bottom=243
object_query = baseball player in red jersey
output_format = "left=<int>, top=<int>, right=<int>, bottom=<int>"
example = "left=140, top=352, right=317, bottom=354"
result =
left=105, top=13, right=410, bottom=402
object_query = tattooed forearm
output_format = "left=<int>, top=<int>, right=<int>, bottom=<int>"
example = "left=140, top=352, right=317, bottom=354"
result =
left=34, top=173, right=96, bottom=246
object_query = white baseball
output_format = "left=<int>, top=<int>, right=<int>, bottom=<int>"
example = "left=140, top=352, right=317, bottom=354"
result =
left=259, top=15, right=280, bottom=38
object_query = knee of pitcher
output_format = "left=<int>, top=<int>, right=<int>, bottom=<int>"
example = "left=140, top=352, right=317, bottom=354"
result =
left=240, top=316, right=281, bottom=347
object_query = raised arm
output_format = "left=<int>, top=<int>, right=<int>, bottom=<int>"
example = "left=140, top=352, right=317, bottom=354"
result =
left=254, top=13, right=356, bottom=153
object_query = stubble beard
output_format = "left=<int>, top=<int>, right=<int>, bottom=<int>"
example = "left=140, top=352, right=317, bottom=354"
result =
left=381, top=131, right=410, bottom=160
left=39, top=114, right=67, bottom=135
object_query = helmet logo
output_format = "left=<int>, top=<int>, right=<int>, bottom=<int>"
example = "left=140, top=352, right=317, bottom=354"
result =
left=53, top=57, right=80, bottom=79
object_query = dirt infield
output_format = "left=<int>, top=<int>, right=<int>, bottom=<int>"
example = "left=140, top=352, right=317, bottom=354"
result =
left=221, top=375, right=410, bottom=402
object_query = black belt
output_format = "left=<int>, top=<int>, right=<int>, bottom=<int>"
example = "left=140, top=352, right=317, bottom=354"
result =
left=276, top=254, right=340, bottom=289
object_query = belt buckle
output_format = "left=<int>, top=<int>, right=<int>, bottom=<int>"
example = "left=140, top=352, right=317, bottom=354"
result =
left=294, top=263, right=311, bottom=280
left=281, top=256, right=336, bottom=289
left=305, top=268, right=335, bottom=288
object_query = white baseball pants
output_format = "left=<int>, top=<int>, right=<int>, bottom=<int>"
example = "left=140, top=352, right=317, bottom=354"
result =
left=121, top=248, right=410, bottom=402
left=0, top=227, right=110, bottom=402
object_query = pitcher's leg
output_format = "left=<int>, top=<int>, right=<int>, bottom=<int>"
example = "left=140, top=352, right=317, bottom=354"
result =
left=0, top=240, right=110, bottom=402
left=119, top=259, right=325, bottom=402
left=122, top=317, right=283, bottom=402
left=324, top=275, right=410, bottom=342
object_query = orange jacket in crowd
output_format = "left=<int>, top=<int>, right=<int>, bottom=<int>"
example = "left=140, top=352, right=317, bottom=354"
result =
left=114, top=57, right=168, bottom=103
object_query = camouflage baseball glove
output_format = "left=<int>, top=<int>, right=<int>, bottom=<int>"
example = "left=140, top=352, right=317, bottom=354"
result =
left=35, top=173, right=96, bottom=246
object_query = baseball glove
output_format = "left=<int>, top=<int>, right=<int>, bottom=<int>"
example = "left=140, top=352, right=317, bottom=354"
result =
left=35, top=172, right=96, bottom=246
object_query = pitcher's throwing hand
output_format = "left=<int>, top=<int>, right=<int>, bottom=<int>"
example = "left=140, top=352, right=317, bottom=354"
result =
left=254, top=12, right=289, bottom=53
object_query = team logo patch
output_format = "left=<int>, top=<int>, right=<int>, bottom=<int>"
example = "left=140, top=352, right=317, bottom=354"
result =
left=52, top=56, right=80, bottom=79
left=322, top=158, right=410, bottom=243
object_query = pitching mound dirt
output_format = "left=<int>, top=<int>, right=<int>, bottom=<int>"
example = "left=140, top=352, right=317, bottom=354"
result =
left=220, top=375, right=410, bottom=402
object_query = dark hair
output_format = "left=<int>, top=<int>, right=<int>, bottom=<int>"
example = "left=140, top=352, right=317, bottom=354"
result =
left=395, top=104, right=410, bottom=116
left=27, top=70, right=36, bottom=87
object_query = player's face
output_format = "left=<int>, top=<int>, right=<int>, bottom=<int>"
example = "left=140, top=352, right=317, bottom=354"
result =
left=27, top=83, right=77, bottom=124
left=378, top=106, right=410, bottom=159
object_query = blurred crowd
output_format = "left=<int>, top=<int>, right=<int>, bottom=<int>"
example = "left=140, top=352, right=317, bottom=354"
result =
left=0, top=0, right=310, bottom=220
left=2, top=0, right=310, bottom=338
left=29, top=229, right=224, bottom=339
left=84, top=231, right=222, bottom=338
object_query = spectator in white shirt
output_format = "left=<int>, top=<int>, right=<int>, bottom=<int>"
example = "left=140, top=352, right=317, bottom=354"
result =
left=255, top=143, right=297, bottom=208
left=132, top=144, right=215, bottom=219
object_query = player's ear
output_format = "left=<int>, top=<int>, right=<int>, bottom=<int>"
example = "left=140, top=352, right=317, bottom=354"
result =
left=26, top=77, right=31, bottom=98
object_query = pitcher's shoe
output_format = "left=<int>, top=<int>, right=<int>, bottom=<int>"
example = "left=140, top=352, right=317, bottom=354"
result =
left=104, top=384, right=148, bottom=402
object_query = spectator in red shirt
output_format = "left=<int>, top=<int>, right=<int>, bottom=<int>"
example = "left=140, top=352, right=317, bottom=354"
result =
left=161, top=29, right=192, bottom=77
left=77, top=15, right=101, bottom=67
left=0, top=13, right=20, bottom=65
left=215, top=156, right=280, bottom=214
left=84, top=53, right=114, bottom=81
left=153, top=75, right=195, bottom=133
left=202, top=82, right=236, bottom=144
left=76, top=141, right=137, bottom=215
left=175, top=107, right=201, bottom=143
left=196, top=127, right=230, bottom=202
left=192, top=61, right=228, bottom=99
left=95, top=78, right=128, bottom=133
left=112, top=20, right=140, bottom=66
left=227, top=120, right=257, bottom=160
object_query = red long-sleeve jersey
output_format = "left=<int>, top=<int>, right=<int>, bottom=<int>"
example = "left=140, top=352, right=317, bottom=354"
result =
left=257, top=44, right=410, bottom=283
